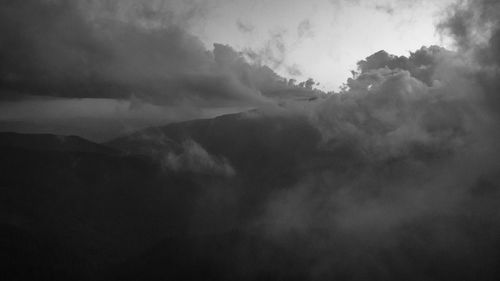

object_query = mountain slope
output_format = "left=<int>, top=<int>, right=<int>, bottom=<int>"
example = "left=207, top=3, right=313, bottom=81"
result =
left=2, top=112, right=500, bottom=281
left=0, top=132, right=118, bottom=154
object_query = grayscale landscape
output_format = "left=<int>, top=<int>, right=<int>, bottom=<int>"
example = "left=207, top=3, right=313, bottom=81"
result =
left=1, top=1, right=500, bottom=280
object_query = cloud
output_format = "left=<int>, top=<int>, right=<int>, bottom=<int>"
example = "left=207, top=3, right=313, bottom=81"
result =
left=437, top=0, right=500, bottom=52
left=252, top=5, right=500, bottom=274
left=79, top=0, right=213, bottom=30
left=437, top=0, right=500, bottom=112
left=258, top=30, right=288, bottom=69
left=355, top=46, right=453, bottom=86
left=255, top=82, right=498, bottom=281
left=236, top=19, right=254, bottom=33
left=214, top=43, right=321, bottom=100
left=297, top=19, right=314, bottom=39
left=0, top=0, right=287, bottom=107
left=163, top=139, right=236, bottom=177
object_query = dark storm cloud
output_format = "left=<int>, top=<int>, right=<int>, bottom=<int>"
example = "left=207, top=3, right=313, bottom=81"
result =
left=438, top=0, right=500, bottom=112
left=437, top=0, right=500, bottom=53
left=0, top=0, right=303, bottom=107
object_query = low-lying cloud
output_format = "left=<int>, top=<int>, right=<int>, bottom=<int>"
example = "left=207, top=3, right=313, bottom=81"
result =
left=163, top=139, right=236, bottom=177
left=249, top=2, right=500, bottom=277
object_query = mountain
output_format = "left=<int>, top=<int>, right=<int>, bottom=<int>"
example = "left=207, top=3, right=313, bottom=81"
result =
left=0, top=132, right=118, bottom=154
left=1, top=113, right=337, bottom=280
left=108, top=111, right=326, bottom=185
left=0, top=132, right=199, bottom=280
left=2, top=112, right=500, bottom=281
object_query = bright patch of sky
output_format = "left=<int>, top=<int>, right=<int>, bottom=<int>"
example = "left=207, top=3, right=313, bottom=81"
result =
left=184, top=0, right=457, bottom=91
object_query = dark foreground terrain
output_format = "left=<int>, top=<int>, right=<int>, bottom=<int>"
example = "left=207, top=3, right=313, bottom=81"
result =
left=2, top=112, right=500, bottom=281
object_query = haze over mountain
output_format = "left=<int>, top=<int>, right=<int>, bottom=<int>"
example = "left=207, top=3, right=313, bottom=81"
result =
left=2, top=0, right=500, bottom=280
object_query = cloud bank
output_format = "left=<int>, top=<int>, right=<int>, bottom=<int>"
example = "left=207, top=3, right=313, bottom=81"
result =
left=0, top=0, right=322, bottom=140
left=243, top=2, right=500, bottom=278
left=163, top=139, right=236, bottom=177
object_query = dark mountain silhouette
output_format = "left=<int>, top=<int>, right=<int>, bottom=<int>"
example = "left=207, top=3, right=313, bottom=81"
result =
left=1, top=114, right=330, bottom=280
left=1, top=132, right=199, bottom=280
left=108, top=111, right=327, bottom=186
left=0, top=132, right=119, bottom=154
left=2, top=112, right=500, bottom=281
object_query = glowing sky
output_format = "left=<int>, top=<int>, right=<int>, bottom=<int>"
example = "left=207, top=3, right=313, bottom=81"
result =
left=181, top=0, right=457, bottom=90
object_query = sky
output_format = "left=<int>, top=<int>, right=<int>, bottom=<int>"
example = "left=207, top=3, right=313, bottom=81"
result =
left=81, top=0, right=458, bottom=91
left=185, top=0, right=457, bottom=90
left=0, top=0, right=488, bottom=141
